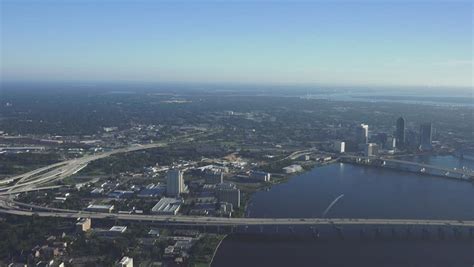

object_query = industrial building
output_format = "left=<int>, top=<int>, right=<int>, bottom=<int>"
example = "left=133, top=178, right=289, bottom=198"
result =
left=151, top=197, right=183, bottom=215
left=283, top=164, right=303, bottom=174
left=85, top=204, right=114, bottom=213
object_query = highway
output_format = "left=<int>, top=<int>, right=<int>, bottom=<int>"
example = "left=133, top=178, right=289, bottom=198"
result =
left=0, top=132, right=208, bottom=195
left=0, top=205, right=473, bottom=227
left=1, top=133, right=473, bottom=228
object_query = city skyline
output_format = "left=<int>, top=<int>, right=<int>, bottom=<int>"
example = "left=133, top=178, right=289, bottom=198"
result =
left=1, top=1, right=472, bottom=88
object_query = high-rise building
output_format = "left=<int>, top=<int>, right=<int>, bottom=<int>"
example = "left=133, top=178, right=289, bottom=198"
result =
left=396, top=117, right=405, bottom=149
left=356, top=124, right=369, bottom=144
left=385, top=137, right=396, bottom=150
left=216, top=182, right=240, bottom=208
left=419, top=122, right=433, bottom=150
left=334, top=141, right=345, bottom=153
left=166, top=170, right=185, bottom=196
left=364, top=143, right=378, bottom=157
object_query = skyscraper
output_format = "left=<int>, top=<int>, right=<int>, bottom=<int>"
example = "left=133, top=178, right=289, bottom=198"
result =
left=419, top=122, right=433, bottom=150
left=166, top=169, right=184, bottom=196
left=395, top=117, right=405, bottom=149
left=356, top=123, right=369, bottom=144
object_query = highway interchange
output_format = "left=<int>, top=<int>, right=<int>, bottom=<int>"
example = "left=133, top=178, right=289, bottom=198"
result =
left=0, top=132, right=473, bottom=228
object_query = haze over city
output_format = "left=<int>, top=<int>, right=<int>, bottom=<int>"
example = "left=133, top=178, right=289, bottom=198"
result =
left=0, top=1, right=473, bottom=267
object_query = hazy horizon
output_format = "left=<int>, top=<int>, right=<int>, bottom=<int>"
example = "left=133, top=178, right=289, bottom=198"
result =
left=1, top=1, right=473, bottom=88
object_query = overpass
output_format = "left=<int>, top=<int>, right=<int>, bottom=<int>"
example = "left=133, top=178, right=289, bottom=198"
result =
left=1, top=205, right=473, bottom=228
left=0, top=131, right=210, bottom=196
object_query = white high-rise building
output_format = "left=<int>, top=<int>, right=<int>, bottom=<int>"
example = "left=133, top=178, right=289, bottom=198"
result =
left=356, top=124, right=369, bottom=144
left=166, top=170, right=184, bottom=196
left=334, top=141, right=345, bottom=153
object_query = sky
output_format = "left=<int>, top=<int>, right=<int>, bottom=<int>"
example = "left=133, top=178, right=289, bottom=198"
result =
left=1, top=1, right=472, bottom=88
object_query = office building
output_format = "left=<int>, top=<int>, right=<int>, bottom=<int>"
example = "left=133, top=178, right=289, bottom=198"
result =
left=364, top=143, right=378, bottom=157
left=166, top=169, right=185, bottom=196
left=385, top=137, right=396, bottom=150
left=334, top=141, right=345, bottom=153
left=419, top=122, right=433, bottom=150
left=396, top=117, right=405, bottom=149
left=356, top=124, right=369, bottom=144
left=216, top=182, right=240, bottom=208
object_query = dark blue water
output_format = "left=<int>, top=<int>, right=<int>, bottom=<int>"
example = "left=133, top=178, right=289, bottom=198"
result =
left=247, top=162, right=474, bottom=220
left=213, top=156, right=474, bottom=267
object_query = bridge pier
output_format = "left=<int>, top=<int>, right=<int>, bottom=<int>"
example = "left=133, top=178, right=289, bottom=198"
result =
left=453, top=228, right=461, bottom=240
left=438, top=227, right=445, bottom=240
left=404, top=228, right=412, bottom=239
left=360, top=229, right=366, bottom=239
left=422, top=228, right=430, bottom=240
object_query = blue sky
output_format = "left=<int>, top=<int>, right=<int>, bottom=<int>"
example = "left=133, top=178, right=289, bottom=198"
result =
left=1, top=1, right=472, bottom=87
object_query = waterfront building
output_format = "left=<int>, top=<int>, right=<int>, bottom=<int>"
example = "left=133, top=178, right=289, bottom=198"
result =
left=334, top=141, right=345, bottom=153
left=216, top=182, right=240, bottom=208
left=419, top=122, right=433, bottom=151
left=356, top=124, right=369, bottom=144
left=166, top=169, right=185, bottom=196
left=283, top=164, right=303, bottom=173
left=396, top=117, right=405, bottom=149
left=364, top=143, right=378, bottom=157
left=249, top=171, right=271, bottom=182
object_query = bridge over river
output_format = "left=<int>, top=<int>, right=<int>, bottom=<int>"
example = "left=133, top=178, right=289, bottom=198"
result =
left=1, top=202, right=473, bottom=228
left=340, top=156, right=474, bottom=181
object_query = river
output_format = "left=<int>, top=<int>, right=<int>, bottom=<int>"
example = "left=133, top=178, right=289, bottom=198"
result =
left=212, top=155, right=474, bottom=266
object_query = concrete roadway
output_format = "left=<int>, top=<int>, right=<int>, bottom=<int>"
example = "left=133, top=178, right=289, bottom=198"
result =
left=0, top=206, right=473, bottom=227
left=0, top=131, right=208, bottom=195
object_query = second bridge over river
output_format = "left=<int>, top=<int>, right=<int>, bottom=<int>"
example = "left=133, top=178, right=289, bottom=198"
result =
left=340, top=156, right=474, bottom=181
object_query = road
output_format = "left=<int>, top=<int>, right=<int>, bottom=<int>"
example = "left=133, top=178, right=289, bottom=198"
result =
left=1, top=206, right=473, bottom=227
left=0, top=131, right=208, bottom=195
